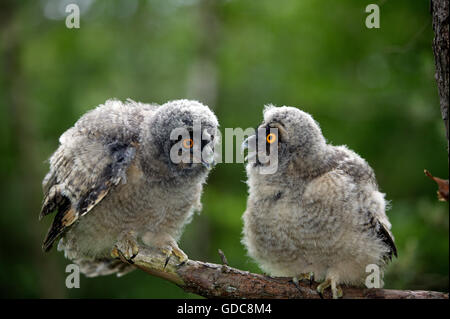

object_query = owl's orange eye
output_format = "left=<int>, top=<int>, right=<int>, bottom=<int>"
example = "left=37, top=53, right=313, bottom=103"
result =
left=266, top=133, right=276, bottom=144
left=182, top=138, right=193, bottom=149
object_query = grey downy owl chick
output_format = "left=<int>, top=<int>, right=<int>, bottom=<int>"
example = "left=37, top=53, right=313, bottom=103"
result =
left=40, top=99, right=219, bottom=277
left=241, top=105, right=396, bottom=298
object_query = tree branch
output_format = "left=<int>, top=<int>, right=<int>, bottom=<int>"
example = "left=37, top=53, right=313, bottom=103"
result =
left=129, top=247, right=448, bottom=299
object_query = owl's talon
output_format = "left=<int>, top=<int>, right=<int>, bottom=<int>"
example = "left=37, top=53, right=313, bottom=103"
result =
left=291, top=277, right=301, bottom=291
left=111, top=247, right=120, bottom=259
left=292, top=272, right=315, bottom=292
left=121, top=248, right=135, bottom=264
left=161, top=247, right=172, bottom=269
left=334, top=286, right=343, bottom=299
left=173, top=247, right=188, bottom=263
left=161, top=250, right=173, bottom=269
left=317, top=279, right=331, bottom=299
left=308, top=272, right=315, bottom=287
left=316, top=278, right=342, bottom=299
left=111, top=232, right=139, bottom=264
left=161, top=243, right=188, bottom=269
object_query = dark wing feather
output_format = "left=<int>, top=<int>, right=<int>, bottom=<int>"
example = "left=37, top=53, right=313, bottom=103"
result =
left=363, top=212, right=397, bottom=262
left=41, top=138, right=136, bottom=252
left=374, top=219, right=398, bottom=261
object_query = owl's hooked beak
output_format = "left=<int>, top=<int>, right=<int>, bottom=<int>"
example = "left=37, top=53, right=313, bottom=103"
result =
left=241, top=137, right=249, bottom=152
left=241, top=135, right=257, bottom=162
left=241, top=135, right=253, bottom=152
left=199, top=144, right=215, bottom=169
left=202, top=160, right=213, bottom=169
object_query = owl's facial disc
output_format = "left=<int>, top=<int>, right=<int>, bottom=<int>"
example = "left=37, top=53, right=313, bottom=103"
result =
left=261, top=106, right=328, bottom=166
left=242, top=122, right=288, bottom=168
left=169, top=126, right=216, bottom=172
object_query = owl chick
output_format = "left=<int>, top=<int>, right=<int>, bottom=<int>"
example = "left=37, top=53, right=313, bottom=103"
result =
left=40, top=98, right=218, bottom=277
left=241, top=105, right=396, bottom=298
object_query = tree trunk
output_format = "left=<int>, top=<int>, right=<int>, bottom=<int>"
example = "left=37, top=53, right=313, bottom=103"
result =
left=431, top=0, right=449, bottom=155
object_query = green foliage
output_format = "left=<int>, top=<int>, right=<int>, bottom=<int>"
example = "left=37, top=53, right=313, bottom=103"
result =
left=0, top=0, right=447, bottom=298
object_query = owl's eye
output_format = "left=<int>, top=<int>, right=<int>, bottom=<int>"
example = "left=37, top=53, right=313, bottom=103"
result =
left=266, top=133, right=277, bottom=144
left=182, top=138, right=193, bottom=149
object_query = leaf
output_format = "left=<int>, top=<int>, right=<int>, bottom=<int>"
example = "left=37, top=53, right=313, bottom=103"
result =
left=424, top=169, right=449, bottom=202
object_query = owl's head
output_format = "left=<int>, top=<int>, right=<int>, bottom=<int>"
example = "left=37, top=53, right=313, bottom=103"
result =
left=145, top=99, right=219, bottom=177
left=243, top=105, right=327, bottom=173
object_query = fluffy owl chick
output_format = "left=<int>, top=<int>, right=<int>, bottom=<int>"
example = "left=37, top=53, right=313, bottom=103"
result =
left=40, top=98, right=218, bottom=277
left=241, top=105, right=396, bottom=298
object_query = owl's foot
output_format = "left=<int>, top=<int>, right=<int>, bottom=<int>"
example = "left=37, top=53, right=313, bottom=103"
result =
left=316, top=278, right=343, bottom=299
left=292, top=272, right=315, bottom=290
left=111, top=231, right=139, bottom=264
left=161, top=241, right=188, bottom=268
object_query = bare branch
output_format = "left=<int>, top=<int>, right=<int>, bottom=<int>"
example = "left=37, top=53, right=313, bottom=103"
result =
left=129, top=247, right=448, bottom=299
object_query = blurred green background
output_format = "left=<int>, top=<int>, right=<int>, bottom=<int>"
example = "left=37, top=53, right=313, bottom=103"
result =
left=0, top=0, right=448, bottom=298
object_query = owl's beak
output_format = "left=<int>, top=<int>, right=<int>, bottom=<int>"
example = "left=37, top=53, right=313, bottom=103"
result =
left=200, top=145, right=215, bottom=169
left=241, top=135, right=256, bottom=152
left=201, top=159, right=213, bottom=169
left=241, top=135, right=257, bottom=162
left=241, top=138, right=249, bottom=152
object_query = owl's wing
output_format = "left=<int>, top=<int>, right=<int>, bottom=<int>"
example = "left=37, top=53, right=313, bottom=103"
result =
left=370, top=217, right=397, bottom=261
left=40, top=135, right=137, bottom=252
left=335, top=149, right=397, bottom=261
left=303, top=169, right=397, bottom=261
left=360, top=192, right=397, bottom=261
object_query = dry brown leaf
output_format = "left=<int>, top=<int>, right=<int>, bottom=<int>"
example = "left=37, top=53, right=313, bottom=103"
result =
left=424, top=169, right=449, bottom=202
